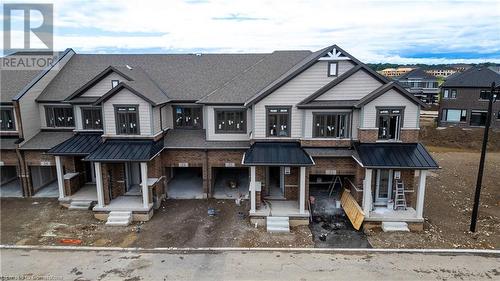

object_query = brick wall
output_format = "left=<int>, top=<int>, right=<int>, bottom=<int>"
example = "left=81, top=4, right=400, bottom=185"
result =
left=284, top=167, right=298, bottom=200
left=358, top=129, right=378, bottom=142
left=0, top=150, right=19, bottom=166
left=309, top=157, right=357, bottom=176
left=101, top=163, right=125, bottom=204
left=162, top=149, right=208, bottom=194
left=300, top=139, right=352, bottom=147
left=400, top=129, right=420, bottom=142
left=24, top=151, right=55, bottom=166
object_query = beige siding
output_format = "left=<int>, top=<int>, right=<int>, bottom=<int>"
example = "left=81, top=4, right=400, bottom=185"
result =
left=361, top=89, right=419, bottom=128
left=206, top=106, right=251, bottom=141
left=152, top=105, right=162, bottom=135
left=315, top=69, right=383, bottom=101
left=163, top=105, right=173, bottom=129
left=81, top=72, right=124, bottom=97
left=102, top=89, right=152, bottom=136
left=253, top=60, right=355, bottom=138
left=352, top=109, right=360, bottom=139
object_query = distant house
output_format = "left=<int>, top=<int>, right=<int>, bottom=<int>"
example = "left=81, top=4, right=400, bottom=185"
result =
left=425, top=69, right=457, bottom=78
left=396, top=68, right=439, bottom=104
left=378, top=67, right=414, bottom=77
left=438, top=66, right=500, bottom=129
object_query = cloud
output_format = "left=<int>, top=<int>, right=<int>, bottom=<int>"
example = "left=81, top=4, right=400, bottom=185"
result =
left=1, top=0, right=499, bottom=63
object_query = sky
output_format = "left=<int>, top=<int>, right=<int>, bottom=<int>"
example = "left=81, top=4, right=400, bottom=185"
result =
left=1, top=0, right=500, bottom=64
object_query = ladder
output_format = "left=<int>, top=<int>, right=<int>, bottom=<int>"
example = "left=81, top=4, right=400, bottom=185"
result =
left=328, top=176, right=343, bottom=197
left=393, top=180, right=407, bottom=210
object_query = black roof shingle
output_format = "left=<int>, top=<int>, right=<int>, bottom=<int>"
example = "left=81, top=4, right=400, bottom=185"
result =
left=354, top=143, right=439, bottom=169
left=243, top=142, right=314, bottom=166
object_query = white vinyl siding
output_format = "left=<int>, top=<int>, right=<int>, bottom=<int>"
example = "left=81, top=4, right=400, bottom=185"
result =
left=206, top=106, right=251, bottom=141
left=361, top=89, right=419, bottom=128
left=152, top=106, right=161, bottom=135
left=163, top=105, right=173, bottom=129
left=315, top=69, right=383, bottom=101
left=253, top=60, right=355, bottom=138
left=81, top=72, right=125, bottom=97
left=102, top=89, right=152, bottom=136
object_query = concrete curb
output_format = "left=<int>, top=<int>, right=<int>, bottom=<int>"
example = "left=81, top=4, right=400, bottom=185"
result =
left=1, top=245, right=499, bottom=255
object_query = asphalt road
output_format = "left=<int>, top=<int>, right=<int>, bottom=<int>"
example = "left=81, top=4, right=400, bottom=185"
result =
left=1, top=248, right=499, bottom=281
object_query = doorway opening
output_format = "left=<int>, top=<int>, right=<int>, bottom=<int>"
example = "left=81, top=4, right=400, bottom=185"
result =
left=265, top=166, right=284, bottom=199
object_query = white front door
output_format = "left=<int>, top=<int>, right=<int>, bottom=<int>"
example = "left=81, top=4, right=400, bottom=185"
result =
left=375, top=169, right=393, bottom=205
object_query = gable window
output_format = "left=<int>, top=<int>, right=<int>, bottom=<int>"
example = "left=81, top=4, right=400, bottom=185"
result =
left=328, top=62, right=338, bottom=77
left=0, top=107, right=16, bottom=131
left=45, top=106, right=74, bottom=128
left=470, top=110, right=487, bottom=127
left=441, top=109, right=467, bottom=122
left=115, top=105, right=139, bottom=134
left=174, top=106, right=202, bottom=129
left=443, top=89, right=457, bottom=99
left=215, top=109, right=246, bottom=133
left=111, top=80, right=119, bottom=88
left=479, top=90, right=490, bottom=101
left=313, top=113, right=349, bottom=138
left=377, top=108, right=403, bottom=140
left=81, top=107, right=103, bottom=130
left=267, top=106, right=291, bottom=137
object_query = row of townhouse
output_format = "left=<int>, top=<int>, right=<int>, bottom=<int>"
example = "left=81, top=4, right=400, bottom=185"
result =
left=0, top=45, right=439, bottom=230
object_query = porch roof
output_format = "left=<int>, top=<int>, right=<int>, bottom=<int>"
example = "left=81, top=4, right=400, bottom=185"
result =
left=243, top=142, right=314, bottom=166
left=354, top=142, right=439, bottom=169
left=84, top=138, right=163, bottom=162
left=48, top=132, right=102, bottom=155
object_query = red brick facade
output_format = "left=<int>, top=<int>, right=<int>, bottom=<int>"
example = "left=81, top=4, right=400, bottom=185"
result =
left=358, top=129, right=378, bottom=142
left=101, top=163, right=126, bottom=204
left=400, top=129, right=420, bottom=142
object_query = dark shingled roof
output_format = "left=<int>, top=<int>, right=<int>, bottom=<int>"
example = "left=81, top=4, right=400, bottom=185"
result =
left=164, top=129, right=250, bottom=149
left=48, top=132, right=102, bottom=155
left=1, top=137, right=19, bottom=150
left=84, top=138, right=164, bottom=162
left=243, top=142, right=314, bottom=166
left=396, top=68, right=436, bottom=80
left=443, top=66, right=500, bottom=88
left=354, top=143, right=439, bottom=169
left=19, top=131, right=74, bottom=150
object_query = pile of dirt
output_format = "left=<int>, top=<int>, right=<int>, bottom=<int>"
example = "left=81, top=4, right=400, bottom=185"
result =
left=420, top=125, right=500, bottom=151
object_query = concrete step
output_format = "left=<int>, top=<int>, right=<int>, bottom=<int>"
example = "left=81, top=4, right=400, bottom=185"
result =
left=381, top=222, right=410, bottom=232
left=105, top=211, right=132, bottom=227
left=266, top=216, right=290, bottom=233
left=68, top=200, right=93, bottom=210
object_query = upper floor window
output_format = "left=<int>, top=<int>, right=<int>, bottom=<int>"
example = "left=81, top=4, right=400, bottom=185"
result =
left=81, top=107, right=103, bottom=130
left=215, top=109, right=246, bottom=133
left=479, top=90, right=490, bottom=101
left=328, top=62, right=338, bottom=77
left=174, top=106, right=202, bottom=129
left=377, top=108, right=403, bottom=141
left=313, top=113, right=349, bottom=138
left=443, top=89, right=457, bottom=99
left=267, top=106, right=291, bottom=137
left=45, top=106, right=74, bottom=128
left=115, top=105, right=139, bottom=135
left=441, top=109, right=467, bottom=123
left=0, top=107, right=15, bottom=131
left=111, top=80, right=119, bottom=88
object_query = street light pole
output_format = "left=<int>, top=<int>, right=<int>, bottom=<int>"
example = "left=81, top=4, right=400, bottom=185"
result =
left=470, top=82, right=498, bottom=232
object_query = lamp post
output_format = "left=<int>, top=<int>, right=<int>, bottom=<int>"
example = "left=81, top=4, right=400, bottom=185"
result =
left=470, top=82, right=499, bottom=232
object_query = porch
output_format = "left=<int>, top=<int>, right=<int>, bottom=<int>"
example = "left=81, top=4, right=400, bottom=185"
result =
left=92, top=195, right=153, bottom=212
left=251, top=200, right=310, bottom=218
left=366, top=207, right=421, bottom=222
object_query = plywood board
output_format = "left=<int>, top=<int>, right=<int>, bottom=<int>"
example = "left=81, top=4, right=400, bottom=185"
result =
left=341, top=189, right=365, bottom=230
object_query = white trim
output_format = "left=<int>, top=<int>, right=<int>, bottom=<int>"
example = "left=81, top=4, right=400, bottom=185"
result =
left=54, top=156, right=65, bottom=200
left=299, top=167, right=306, bottom=214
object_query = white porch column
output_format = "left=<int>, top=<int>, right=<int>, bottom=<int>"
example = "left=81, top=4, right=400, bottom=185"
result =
left=250, top=166, right=256, bottom=213
left=362, top=169, right=373, bottom=218
left=299, top=166, right=306, bottom=214
left=140, top=162, right=149, bottom=209
left=55, top=156, right=65, bottom=200
left=94, top=162, right=104, bottom=208
left=416, top=170, right=427, bottom=219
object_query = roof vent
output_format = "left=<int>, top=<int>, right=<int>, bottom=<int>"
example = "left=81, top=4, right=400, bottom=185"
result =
left=126, top=65, right=133, bottom=70
left=195, top=53, right=202, bottom=57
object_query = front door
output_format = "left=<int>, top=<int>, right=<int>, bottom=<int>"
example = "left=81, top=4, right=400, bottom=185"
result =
left=125, top=162, right=142, bottom=194
left=375, top=169, right=393, bottom=205
left=267, top=166, right=284, bottom=198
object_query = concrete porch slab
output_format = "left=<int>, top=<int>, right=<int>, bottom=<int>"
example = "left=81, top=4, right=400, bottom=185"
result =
left=250, top=200, right=310, bottom=218
left=0, top=179, right=23, bottom=197
left=366, top=207, right=423, bottom=223
left=92, top=196, right=153, bottom=212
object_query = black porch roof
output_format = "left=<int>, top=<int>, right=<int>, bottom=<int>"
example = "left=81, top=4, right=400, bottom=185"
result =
left=243, top=142, right=314, bottom=166
left=48, top=132, right=102, bottom=155
left=354, top=142, right=439, bottom=169
left=84, top=138, right=164, bottom=162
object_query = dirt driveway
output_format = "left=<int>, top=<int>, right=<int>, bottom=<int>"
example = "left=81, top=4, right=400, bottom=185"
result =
left=0, top=198, right=313, bottom=248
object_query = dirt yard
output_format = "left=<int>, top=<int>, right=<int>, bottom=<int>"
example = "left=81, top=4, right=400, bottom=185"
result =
left=0, top=199, right=313, bottom=248
left=368, top=150, right=500, bottom=249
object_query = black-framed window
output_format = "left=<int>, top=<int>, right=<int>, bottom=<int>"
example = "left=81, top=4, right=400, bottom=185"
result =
left=174, top=106, right=202, bottom=129
left=377, top=108, right=403, bottom=140
left=497, top=111, right=500, bottom=120
left=441, top=109, right=467, bottom=122
left=479, top=90, right=490, bottom=101
left=443, top=89, right=457, bottom=99
left=313, top=113, right=349, bottom=138
left=215, top=109, right=246, bottom=133
left=470, top=111, right=487, bottom=127
left=115, top=105, right=139, bottom=135
left=111, top=80, right=119, bottom=88
left=0, top=107, right=16, bottom=131
left=328, top=62, right=338, bottom=77
left=267, top=107, right=291, bottom=137
left=45, top=106, right=74, bottom=127
left=81, top=107, right=103, bottom=130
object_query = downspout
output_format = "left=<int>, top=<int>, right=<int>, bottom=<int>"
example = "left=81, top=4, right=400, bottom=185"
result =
left=12, top=100, right=30, bottom=196
left=205, top=149, right=209, bottom=198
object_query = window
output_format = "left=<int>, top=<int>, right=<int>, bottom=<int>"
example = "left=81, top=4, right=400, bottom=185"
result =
left=328, top=62, right=338, bottom=77
left=441, top=109, right=467, bottom=122
left=479, top=90, right=490, bottom=101
left=443, top=89, right=457, bottom=99
left=377, top=108, right=403, bottom=140
left=215, top=109, right=246, bottom=133
left=470, top=111, right=487, bottom=127
left=0, top=107, right=15, bottom=131
left=313, top=113, right=349, bottom=138
left=174, top=106, right=202, bottom=129
left=267, top=107, right=291, bottom=137
left=45, top=106, right=74, bottom=127
left=497, top=111, right=500, bottom=120
left=115, top=105, right=139, bottom=134
left=111, top=80, right=119, bottom=88
left=81, top=107, right=103, bottom=130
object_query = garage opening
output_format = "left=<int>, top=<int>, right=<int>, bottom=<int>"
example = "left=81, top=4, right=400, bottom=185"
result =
left=212, top=167, right=249, bottom=199
left=0, top=166, right=22, bottom=197
left=167, top=167, right=204, bottom=199
left=30, top=166, right=58, bottom=197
